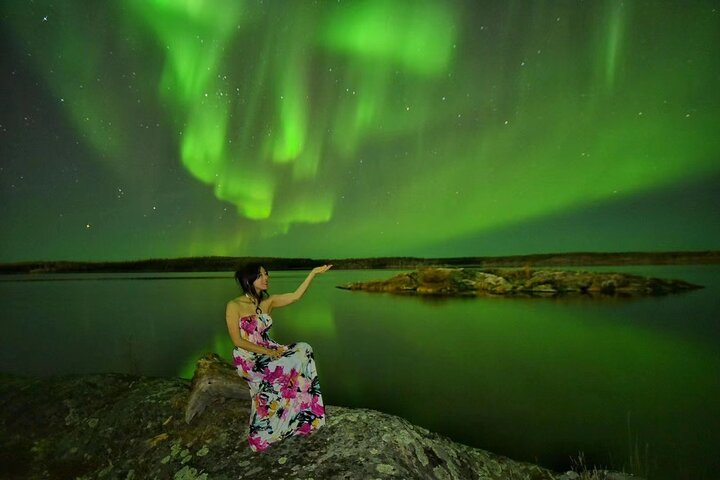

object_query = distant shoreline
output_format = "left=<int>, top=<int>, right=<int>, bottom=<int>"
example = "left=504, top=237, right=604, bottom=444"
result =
left=1, top=250, right=718, bottom=274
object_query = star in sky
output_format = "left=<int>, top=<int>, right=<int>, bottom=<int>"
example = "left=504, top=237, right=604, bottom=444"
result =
left=0, top=0, right=718, bottom=261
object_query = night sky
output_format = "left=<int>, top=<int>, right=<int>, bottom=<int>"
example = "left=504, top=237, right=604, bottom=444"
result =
left=2, top=0, right=719, bottom=262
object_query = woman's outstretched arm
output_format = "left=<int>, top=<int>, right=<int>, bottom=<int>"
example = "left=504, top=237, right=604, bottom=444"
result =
left=269, top=265, right=332, bottom=311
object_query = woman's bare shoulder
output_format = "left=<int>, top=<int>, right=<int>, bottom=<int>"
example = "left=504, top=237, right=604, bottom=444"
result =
left=227, top=297, right=253, bottom=314
left=226, top=297, right=242, bottom=309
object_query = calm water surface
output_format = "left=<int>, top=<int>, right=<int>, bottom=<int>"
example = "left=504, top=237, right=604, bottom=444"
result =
left=2, top=266, right=719, bottom=479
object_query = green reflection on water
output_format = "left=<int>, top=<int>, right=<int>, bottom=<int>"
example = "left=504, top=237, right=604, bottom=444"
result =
left=4, top=269, right=715, bottom=478
left=212, top=269, right=719, bottom=478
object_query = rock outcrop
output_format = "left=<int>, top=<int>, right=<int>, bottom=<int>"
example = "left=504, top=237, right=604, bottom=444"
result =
left=0, top=355, right=639, bottom=480
left=338, top=267, right=702, bottom=298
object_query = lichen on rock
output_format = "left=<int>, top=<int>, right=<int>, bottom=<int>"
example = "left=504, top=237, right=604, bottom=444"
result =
left=0, top=361, right=640, bottom=480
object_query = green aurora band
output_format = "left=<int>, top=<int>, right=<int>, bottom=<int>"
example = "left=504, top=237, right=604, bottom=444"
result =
left=1, top=0, right=718, bottom=260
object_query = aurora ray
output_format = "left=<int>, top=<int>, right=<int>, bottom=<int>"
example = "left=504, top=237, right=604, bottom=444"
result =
left=1, top=0, right=718, bottom=261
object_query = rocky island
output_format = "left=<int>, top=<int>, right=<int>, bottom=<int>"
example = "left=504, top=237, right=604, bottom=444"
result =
left=338, top=267, right=702, bottom=298
left=0, top=354, right=637, bottom=480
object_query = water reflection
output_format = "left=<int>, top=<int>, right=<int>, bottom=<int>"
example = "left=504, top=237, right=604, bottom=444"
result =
left=1, top=267, right=718, bottom=478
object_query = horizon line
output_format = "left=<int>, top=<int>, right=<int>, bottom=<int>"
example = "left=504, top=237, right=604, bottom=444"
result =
left=2, top=249, right=719, bottom=265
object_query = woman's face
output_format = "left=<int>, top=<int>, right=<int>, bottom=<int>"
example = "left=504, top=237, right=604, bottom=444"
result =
left=253, top=267, right=269, bottom=293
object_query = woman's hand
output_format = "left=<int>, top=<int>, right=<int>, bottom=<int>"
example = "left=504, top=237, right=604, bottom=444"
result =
left=311, top=264, right=333, bottom=276
left=265, top=346, right=287, bottom=359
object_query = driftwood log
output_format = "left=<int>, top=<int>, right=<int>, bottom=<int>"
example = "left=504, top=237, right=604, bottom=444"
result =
left=185, top=352, right=249, bottom=424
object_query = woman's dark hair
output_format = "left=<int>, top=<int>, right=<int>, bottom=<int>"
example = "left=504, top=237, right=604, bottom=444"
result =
left=234, top=262, right=269, bottom=314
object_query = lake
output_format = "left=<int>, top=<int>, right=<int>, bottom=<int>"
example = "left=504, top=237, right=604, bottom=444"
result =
left=1, top=266, right=719, bottom=479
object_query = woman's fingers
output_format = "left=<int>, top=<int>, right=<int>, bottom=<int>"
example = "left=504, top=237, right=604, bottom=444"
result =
left=314, top=264, right=333, bottom=274
left=269, top=346, right=287, bottom=358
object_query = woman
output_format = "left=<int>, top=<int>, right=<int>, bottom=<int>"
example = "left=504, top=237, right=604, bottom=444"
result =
left=226, top=262, right=332, bottom=452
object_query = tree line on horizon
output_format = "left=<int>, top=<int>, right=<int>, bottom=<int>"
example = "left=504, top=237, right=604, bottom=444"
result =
left=0, top=251, right=719, bottom=274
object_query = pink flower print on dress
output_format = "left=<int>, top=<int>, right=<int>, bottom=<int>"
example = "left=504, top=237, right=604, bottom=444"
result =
left=310, top=395, right=325, bottom=417
left=264, top=365, right=285, bottom=383
left=298, top=391, right=312, bottom=411
left=296, top=422, right=312, bottom=436
left=255, top=395, right=269, bottom=418
left=280, top=369, right=299, bottom=399
left=240, top=316, right=257, bottom=336
left=249, top=433, right=269, bottom=451
left=233, top=355, right=253, bottom=373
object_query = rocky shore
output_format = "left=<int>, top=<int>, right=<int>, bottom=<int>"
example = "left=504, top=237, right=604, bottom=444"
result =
left=338, top=267, right=702, bottom=298
left=0, top=357, right=639, bottom=480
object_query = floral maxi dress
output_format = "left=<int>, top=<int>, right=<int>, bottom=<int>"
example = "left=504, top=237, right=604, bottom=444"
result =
left=232, top=313, right=326, bottom=451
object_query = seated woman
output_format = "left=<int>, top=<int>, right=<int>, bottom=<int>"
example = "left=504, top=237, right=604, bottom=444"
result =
left=225, top=262, right=331, bottom=452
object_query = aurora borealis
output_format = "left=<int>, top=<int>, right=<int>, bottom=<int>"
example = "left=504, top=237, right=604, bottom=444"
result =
left=1, top=0, right=719, bottom=261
